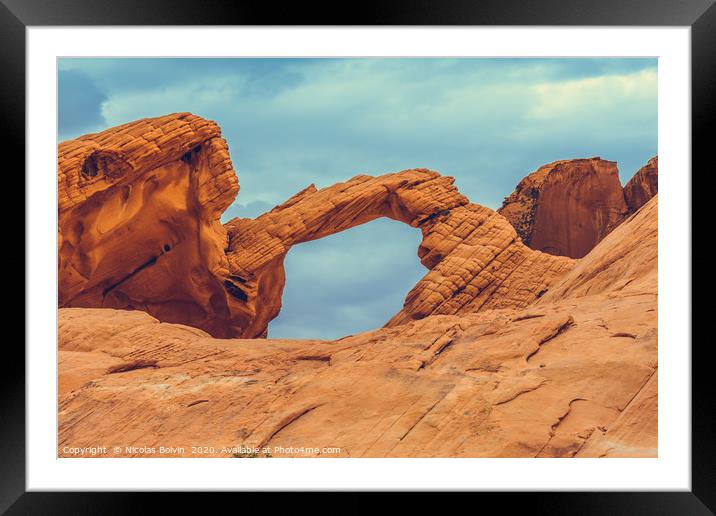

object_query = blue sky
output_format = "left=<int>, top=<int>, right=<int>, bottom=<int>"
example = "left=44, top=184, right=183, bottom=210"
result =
left=58, top=58, right=657, bottom=339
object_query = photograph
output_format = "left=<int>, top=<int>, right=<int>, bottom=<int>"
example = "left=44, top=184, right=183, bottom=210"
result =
left=56, top=57, right=659, bottom=459
left=6, top=3, right=707, bottom=505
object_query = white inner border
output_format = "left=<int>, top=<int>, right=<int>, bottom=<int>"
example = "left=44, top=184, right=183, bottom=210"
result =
left=27, top=27, right=691, bottom=491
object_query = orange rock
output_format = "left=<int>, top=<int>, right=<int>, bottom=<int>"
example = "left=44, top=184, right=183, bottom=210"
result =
left=57, top=196, right=657, bottom=458
left=225, top=170, right=574, bottom=338
left=55, top=114, right=657, bottom=458
left=58, top=114, right=574, bottom=338
left=499, top=156, right=659, bottom=260
left=539, top=195, right=657, bottom=302
left=498, top=158, right=629, bottom=259
left=58, top=113, right=241, bottom=337
left=623, top=156, right=658, bottom=212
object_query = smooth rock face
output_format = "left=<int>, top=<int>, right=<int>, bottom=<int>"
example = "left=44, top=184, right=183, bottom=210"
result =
left=499, top=156, right=659, bottom=260
left=498, top=158, right=629, bottom=259
left=539, top=195, right=657, bottom=303
left=225, top=170, right=574, bottom=338
left=58, top=113, right=241, bottom=337
left=624, top=156, right=658, bottom=212
left=57, top=196, right=658, bottom=458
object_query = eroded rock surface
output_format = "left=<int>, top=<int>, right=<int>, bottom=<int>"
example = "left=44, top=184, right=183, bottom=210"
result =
left=56, top=114, right=658, bottom=458
left=499, top=156, right=659, bottom=260
left=624, top=156, right=658, bottom=212
left=498, top=158, right=629, bottom=259
left=59, top=115, right=574, bottom=339
left=57, top=196, right=658, bottom=458
left=224, top=170, right=574, bottom=338
left=539, top=196, right=657, bottom=302
left=58, top=113, right=241, bottom=337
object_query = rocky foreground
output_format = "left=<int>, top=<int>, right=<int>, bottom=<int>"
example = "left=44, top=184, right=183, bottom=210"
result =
left=57, top=113, right=657, bottom=458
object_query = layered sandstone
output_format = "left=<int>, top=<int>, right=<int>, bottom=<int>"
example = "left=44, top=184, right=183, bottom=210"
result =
left=57, top=196, right=658, bottom=458
left=498, top=158, right=629, bottom=259
left=224, top=171, right=574, bottom=338
left=59, top=114, right=574, bottom=339
left=58, top=113, right=241, bottom=337
left=56, top=113, right=658, bottom=458
left=624, top=156, right=658, bottom=212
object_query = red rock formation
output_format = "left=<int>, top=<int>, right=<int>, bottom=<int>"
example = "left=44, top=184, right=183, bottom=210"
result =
left=224, top=170, right=574, bottom=338
left=55, top=114, right=658, bottom=458
left=624, top=156, right=658, bottom=212
left=499, top=156, right=659, bottom=260
left=498, top=158, right=629, bottom=259
left=58, top=115, right=574, bottom=338
left=57, top=196, right=658, bottom=458
left=540, top=195, right=657, bottom=302
left=58, top=113, right=241, bottom=337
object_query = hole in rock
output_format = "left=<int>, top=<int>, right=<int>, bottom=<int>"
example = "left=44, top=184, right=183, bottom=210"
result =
left=81, top=154, right=100, bottom=179
left=181, top=146, right=201, bottom=164
left=224, top=279, right=249, bottom=301
left=81, top=151, right=131, bottom=181
left=268, top=218, right=426, bottom=340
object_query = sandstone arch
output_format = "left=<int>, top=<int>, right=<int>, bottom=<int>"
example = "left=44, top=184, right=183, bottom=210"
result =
left=225, top=169, right=575, bottom=338
left=58, top=113, right=574, bottom=339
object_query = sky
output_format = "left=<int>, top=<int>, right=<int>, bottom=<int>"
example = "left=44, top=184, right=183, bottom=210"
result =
left=58, top=57, right=657, bottom=339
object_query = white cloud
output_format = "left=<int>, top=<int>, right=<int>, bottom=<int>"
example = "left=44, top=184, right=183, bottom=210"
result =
left=527, top=68, right=657, bottom=121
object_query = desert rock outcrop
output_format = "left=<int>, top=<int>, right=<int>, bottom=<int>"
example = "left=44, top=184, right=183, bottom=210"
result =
left=623, top=156, right=658, bottom=212
left=498, top=158, right=629, bottom=259
left=58, top=113, right=241, bottom=337
left=56, top=113, right=658, bottom=458
left=59, top=114, right=575, bottom=339
left=499, top=156, right=658, bottom=260
left=540, top=195, right=657, bottom=302
left=224, top=170, right=574, bottom=338
left=57, top=196, right=658, bottom=458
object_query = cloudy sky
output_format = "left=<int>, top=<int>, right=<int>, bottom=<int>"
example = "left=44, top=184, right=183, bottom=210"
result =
left=58, top=58, right=657, bottom=339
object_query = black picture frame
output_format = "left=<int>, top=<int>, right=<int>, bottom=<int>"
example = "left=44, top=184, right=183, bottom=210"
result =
left=4, top=0, right=710, bottom=511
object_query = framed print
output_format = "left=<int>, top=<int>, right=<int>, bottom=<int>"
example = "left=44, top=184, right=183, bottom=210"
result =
left=5, top=0, right=712, bottom=511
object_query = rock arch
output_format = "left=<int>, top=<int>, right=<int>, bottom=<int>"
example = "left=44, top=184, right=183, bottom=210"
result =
left=225, top=169, right=575, bottom=338
left=58, top=113, right=574, bottom=339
